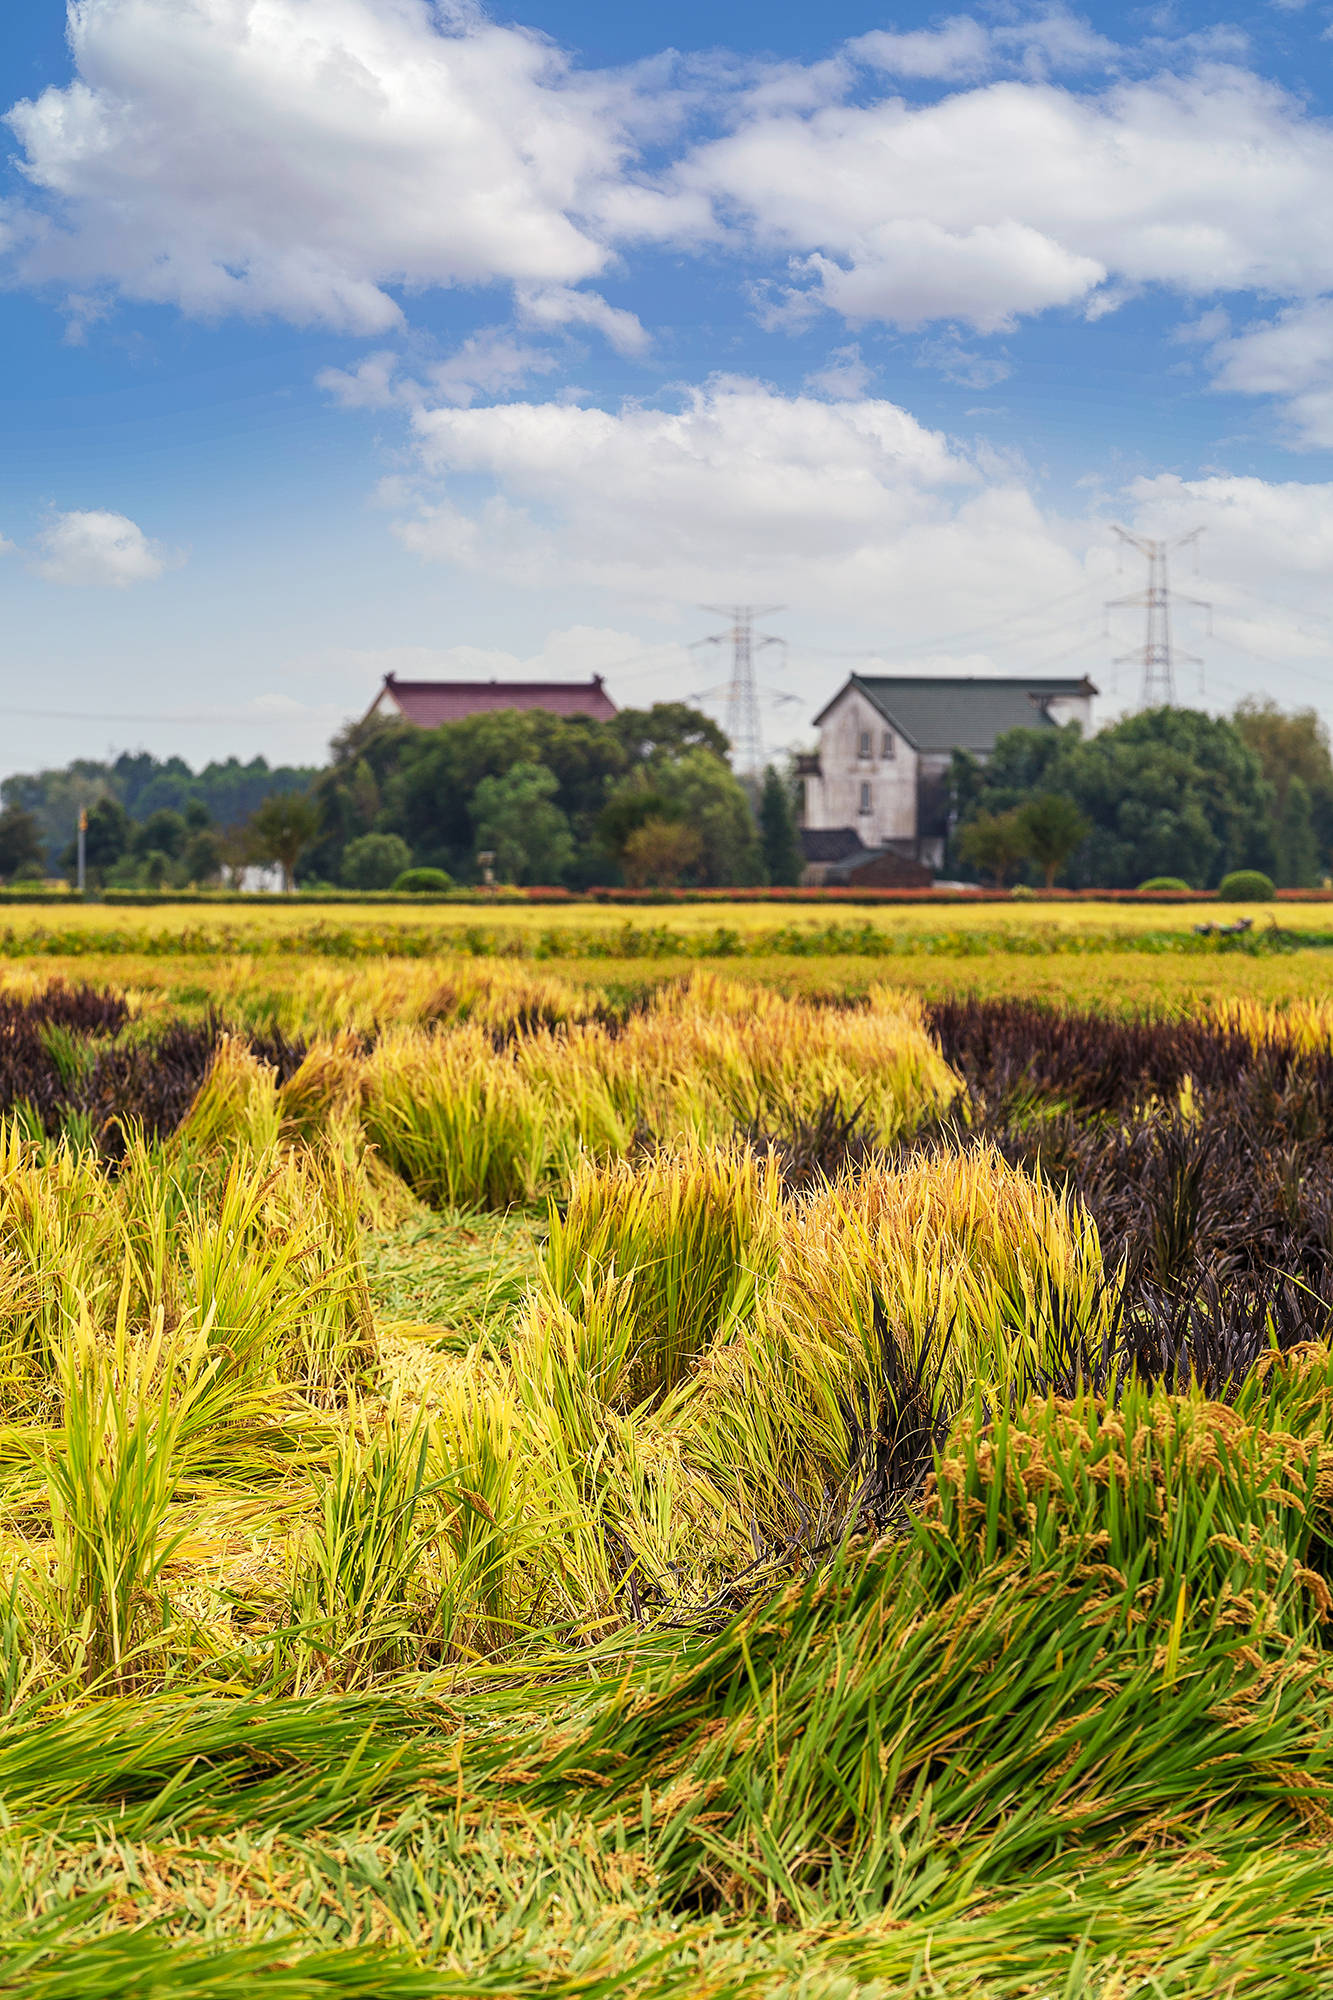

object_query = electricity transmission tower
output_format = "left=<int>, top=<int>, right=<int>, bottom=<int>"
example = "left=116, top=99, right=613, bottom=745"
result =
left=1107, top=527, right=1211, bottom=708
left=691, top=605, right=790, bottom=774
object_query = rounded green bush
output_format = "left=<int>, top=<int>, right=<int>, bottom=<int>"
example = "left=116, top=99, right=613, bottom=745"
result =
left=1216, top=869, right=1276, bottom=901
left=342, top=832, right=413, bottom=891
left=391, top=866, right=454, bottom=894
left=1138, top=876, right=1192, bottom=892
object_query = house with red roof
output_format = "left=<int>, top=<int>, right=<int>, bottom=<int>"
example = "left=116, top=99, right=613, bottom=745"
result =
left=363, top=674, right=617, bottom=728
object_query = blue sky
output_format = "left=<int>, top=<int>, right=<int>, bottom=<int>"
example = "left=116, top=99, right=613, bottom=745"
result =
left=4, top=0, right=1333, bottom=779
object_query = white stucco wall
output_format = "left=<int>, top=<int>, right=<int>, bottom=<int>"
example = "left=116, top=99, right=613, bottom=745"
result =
left=804, top=687, right=917, bottom=845
left=1041, top=693, right=1094, bottom=732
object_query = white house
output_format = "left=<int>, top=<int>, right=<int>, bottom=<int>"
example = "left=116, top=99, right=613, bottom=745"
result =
left=799, top=674, right=1097, bottom=877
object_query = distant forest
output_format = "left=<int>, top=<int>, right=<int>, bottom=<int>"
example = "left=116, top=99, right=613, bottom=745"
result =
left=0, top=704, right=803, bottom=892
left=2, top=752, right=317, bottom=875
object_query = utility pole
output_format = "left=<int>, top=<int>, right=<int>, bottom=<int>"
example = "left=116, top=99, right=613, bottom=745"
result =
left=692, top=605, right=786, bottom=775
left=1107, top=527, right=1210, bottom=709
left=76, top=808, right=87, bottom=895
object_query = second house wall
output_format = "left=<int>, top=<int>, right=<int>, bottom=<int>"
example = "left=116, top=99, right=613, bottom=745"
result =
left=814, top=690, right=918, bottom=844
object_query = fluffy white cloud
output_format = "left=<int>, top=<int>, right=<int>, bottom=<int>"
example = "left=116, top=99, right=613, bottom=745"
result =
left=847, top=18, right=994, bottom=82
left=363, top=371, right=1333, bottom=736
left=8, top=2, right=1333, bottom=355
left=675, top=64, right=1333, bottom=331
left=4, top=0, right=645, bottom=330
left=514, top=284, right=649, bottom=356
left=1208, top=300, right=1333, bottom=446
left=319, top=329, right=562, bottom=409
left=389, top=375, right=1109, bottom=626
left=30, top=510, right=175, bottom=587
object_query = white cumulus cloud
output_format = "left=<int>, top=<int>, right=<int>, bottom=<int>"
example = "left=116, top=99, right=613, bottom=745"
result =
left=673, top=63, right=1333, bottom=332
left=7, top=3, right=1333, bottom=356
left=30, top=510, right=176, bottom=587
left=1208, top=299, right=1333, bottom=446
left=3, top=0, right=646, bottom=330
left=389, top=374, right=1102, bottom=621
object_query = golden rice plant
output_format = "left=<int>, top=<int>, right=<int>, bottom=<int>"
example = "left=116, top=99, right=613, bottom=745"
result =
left=35, top=1300, right=223, bottom=1692
left=610, top=975, right=957, bottom=1143
left=682, top=1144, right=1109, bottom=1536
left=361, top=1027, right=571, bottom=1210
left=538, top=1146, right=784, bottom=1408
left=353, top=975, right=957, bottom=1213
left=281, top=1396, right=432, bottom=1692
left=176, top=1035, right=282, bottom=1154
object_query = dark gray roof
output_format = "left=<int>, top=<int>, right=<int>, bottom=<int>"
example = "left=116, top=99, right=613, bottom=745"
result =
left=800, top=826, right=868, bottom=864
left=813, top=675, right=1096, bottom=755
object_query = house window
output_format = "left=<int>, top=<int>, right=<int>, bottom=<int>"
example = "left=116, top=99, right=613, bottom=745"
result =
left=882, top=730, right=895, bottom=759
left=859, top=782, right=871, bottom=814
left=858, top=729, right=872, bottom=759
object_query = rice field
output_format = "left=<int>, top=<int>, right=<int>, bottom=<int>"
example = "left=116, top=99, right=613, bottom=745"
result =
left=3, top=949, right=1333, bottom=1992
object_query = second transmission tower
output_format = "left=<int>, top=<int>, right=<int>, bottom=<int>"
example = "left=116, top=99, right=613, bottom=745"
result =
left=1107, top=527, right=1209, bottom=708
left=693, top=605, right=785, bottom=774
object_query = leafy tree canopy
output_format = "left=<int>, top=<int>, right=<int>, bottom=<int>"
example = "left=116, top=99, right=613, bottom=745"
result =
left=471, top=761, right=576, bottom=886
left=954, top=708, right=1276, bottom=890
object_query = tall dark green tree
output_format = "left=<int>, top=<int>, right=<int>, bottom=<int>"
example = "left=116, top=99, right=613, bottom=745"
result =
left=759, top=766, right=803, bottom=886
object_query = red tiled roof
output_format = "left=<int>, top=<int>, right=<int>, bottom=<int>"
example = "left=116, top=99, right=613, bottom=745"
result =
left=379, top=675, right=618, bottom=726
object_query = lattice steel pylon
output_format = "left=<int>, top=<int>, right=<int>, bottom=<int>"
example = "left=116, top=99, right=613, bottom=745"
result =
left=691, top=605, right=786, bottom=774
left=1107, top=527, right=1210, bottom=709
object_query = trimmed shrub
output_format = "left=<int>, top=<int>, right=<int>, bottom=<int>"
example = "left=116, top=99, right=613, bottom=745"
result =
left=1138, top=876, right=1191, bottom=892
left=391, top=866, right=453, bottom=894
left=341, top=833, right=412, bottom=891
left=1217, top=869, right=1276, bottom=901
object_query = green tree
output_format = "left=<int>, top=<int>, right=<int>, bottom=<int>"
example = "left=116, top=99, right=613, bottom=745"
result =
left=608, top=703, right=729, bottom=765
left=0, top=805, right=44, bottom=882
left=957, top=709, right=1274, bottom=890
left=1016, top=792, right=1091, bottom=889
left=341, top=832, right=413, bottom=891
left=470, top=762, right=575, bottom=885
left=647, top=750, right=761, bottom=886
left=382, top=712, right=541, bottom=878
left=596, top=782, right=679, bottom=861
left=759, top=766, right=803, bottom=886
left=246, top=793, right=321, bottom=892
left=1276, top=775, right=1321, bottom=887
left=623, top=818, right=704, bottom=888
left=131, top=809, right=189, bottom=863
left=181, top=828, right=222, bottom=887
left=304, top=721, right=416, bottom=883
left=1234, top=698, right=1333, bottom=882
left=957, top=808, right=1030, bottom=886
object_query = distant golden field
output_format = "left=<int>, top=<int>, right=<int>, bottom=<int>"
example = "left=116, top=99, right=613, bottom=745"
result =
left=3, top=894, right=1333, bottom=937
left=0, top=895, right=1330, bottom=1020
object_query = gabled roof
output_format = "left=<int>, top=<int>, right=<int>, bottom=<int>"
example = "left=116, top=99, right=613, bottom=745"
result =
left=800, top=826, right=868, bottom=864
left=813, top=675, right=1097, bottom=755
left=372, top=674, right=617, bottom=728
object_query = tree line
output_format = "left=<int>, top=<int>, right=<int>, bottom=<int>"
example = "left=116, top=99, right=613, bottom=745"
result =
left=0, top=705, right=804, bottom=892
left=3, top=692, right=1328, bottom=895
left=949, top=699, right=1333, bottom=890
